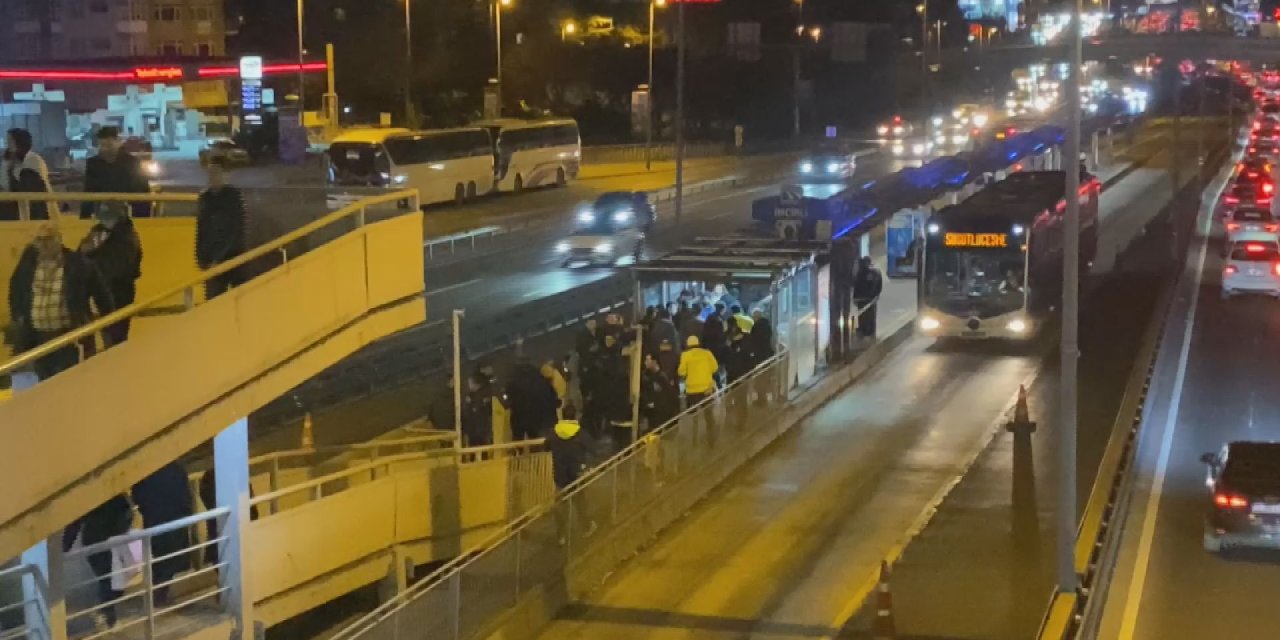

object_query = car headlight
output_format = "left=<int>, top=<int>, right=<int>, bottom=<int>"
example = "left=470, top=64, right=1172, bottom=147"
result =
left=612, top=209, right=632, bottom=223
left=555, top=242, right=570, bottom=253
left=892, top=126, right=905, bottom=135
left=800, top=162, right=814, bottom=173
left=577, top=210, right=595, bottom=224
left=877, top=125, right=889, bottom=136
left=973, top=114, right=988, bottom=127
left=1006, top=318, right=1028, bottom=333
left=952, top=135, right=968, bottom=145
left=920, top=316, right=941, bottom=331
left=143, top=160, right=160, bottom=176
left=892, top=144, right=905, bottom=155
left=594, top=242, right=613, bottom=253
left=826, top=162, right=841, bottom=173
left=912, top=143, right=926, bottom=155
left=392, top=174, right=407, bottom=185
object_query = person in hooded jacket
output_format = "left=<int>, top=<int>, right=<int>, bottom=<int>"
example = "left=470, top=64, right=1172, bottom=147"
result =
left=79, top=201, right=142, bottom=344
left=549, top=404, right=590, bottom=490
left=3, top=128, right=53, bottom=220
left=463, top=371, right=495, bottom=446
left=131, top=462, right=193, bottom=605
left=507, top=360, right=560, bottom=440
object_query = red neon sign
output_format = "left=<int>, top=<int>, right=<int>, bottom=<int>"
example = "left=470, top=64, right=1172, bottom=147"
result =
left=197, top=62, right=328, bottom=78
left=133, top=66, right=183, bottom=80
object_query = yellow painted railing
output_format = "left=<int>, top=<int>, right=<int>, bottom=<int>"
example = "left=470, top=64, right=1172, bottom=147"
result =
left=0, top=188, right=418, bottom=380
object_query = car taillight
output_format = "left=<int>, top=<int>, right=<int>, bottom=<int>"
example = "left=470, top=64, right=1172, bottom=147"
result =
left=1255, top=122, right=1262, bottom=130
left=1228, top=222, right=1241, bottom=231
left=1215, top=492, right=1250, bottom=509
left=1250, top=147, right=1258, bottom=153
left=1225, top=265, right=1238, bottom=275
left=1226, top=196, right=1239, bottom=203
left=1247, top=242, right=1268, bottom=253
left=1249, top=171, right=1260, bottom=178
left=1265, top=183, right=1275, bottom=194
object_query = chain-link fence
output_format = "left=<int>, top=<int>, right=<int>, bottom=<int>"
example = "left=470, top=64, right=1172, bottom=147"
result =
left=332, top=350, right=791, bottom=640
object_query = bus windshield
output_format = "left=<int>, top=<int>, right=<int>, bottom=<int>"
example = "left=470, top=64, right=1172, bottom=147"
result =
left=924, top=248, right=1026, bottom=318
left=328, top=142, right=388, bottom=186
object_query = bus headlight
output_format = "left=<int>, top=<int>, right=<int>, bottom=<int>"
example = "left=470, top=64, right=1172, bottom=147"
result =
left=577, top=210, right=596, bottom=224
left=1006, top=318, right=1028, bottom=333
left=919, top=316, right=941, bottom=331
left=594, top=242, right=613, bottom=254
left=826, top=162, right=841, bottom=173
left=799, top=162, right=814, bottom=174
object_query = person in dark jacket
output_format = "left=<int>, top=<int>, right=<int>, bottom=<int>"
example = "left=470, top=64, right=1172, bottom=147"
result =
left=3, top=128, right=52, bottom=220
left=853, top=256, right=884, bottom=339
left=79, top=202, right=142, bottom=344
left=646, top=308, right=681, bottom=380
left=640, top=353, right=680, bottom=432
left=700, top=312, right=728, bottom=382
left=63, top=494, right=132, bottom=627
left=81, top=127, right=151, bottom=219
left=8, top=225, right=114, bottom=379
left=549, top=404, right=590, bottom=490
left=426, top=376, right=457, bottom=431
left=195, top=157, right=248, bottom=299
left=596, top=332, right=632, bottom=450
left=506, top=360, right=559, bottom=440
left=132, top=462, right=193, bottom=605
left=462, top=371, right=494, bottom=446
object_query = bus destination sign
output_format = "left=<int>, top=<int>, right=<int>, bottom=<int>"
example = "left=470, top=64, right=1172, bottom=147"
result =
left=944, top=232, right=1008, bottom=248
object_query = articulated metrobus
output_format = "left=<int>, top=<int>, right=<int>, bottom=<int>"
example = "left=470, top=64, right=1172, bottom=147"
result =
left=916, top=170, right=1100, bottom=340
left=475, top=118, right=581, bottom=192
left=326, top=127, right=496, bottom=207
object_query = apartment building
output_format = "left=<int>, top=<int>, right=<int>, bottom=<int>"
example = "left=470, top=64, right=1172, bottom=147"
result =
left=0, top=0, right=227, bottom=62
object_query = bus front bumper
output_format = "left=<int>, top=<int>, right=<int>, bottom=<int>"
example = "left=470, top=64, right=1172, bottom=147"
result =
left=917, top=311, right=1035, bottom=340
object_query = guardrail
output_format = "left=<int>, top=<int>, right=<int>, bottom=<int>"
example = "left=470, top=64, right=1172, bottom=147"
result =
left=580, top=142, right=728, bottom=165
left=329, top=349, right=793, bottom=640
left=0, top=187, right=420, bottom=383
left=0, top=190, right=199, bottom=221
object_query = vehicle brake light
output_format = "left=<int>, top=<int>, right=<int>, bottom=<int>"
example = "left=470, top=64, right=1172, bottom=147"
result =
left=1273, top=262, right=1280, bottom=275
left=1248, top=171, right=1259, bottom=178
left=1255, top=122, right=1263, bottom=131
left=1267, top=223, right=1279, bottom=232
left=1228, top=222, right=1241, bottom=231
left=1250, top=147, right=1258, bottom=153
left=1265, top=183, right=1275, bottom=194
left=1225, top=265, right=1238, bottom=275
left=1226, top=195, right=1239, bottom=203
left=893, top=115, right=902, bottom=123
left=1215, top=492, right=1250, bottom=509
left=1247, top=242, right=1268, bottom=253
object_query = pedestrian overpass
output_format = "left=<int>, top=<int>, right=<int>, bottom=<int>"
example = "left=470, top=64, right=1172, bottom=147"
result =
left=0, top=190, right=560, bottom=639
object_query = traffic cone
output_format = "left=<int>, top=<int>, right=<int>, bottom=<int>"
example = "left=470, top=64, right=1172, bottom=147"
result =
left=872, top=560, right=896, bottom=639
left=1006, top=384, right=1037, bottom=434
left=300, top=412, right=315, bottom=450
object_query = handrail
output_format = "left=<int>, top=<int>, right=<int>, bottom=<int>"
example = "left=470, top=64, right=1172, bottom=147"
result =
left=0, top=187, right=420, bottom=379
left=245, top=429, right=456, bottom=467
left=70, top=507, right=229, bottom=558
left=248, top=452, right=427, bottom=507
left=0, top=192, right=198, bottom=202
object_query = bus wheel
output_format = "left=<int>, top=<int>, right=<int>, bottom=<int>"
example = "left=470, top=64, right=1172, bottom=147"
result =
left=454, top=183, right=466, bottom=205
left=466, top=182, right=478, bottom=199
left=514, top=174, right=525, bottom=193
left=556, top=168, right=567, bottom=187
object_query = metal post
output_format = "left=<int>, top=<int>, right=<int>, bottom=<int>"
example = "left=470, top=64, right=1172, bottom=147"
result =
left=792, top=48, right=801, bottom=139
left=630, top=323, right=644, bottom=445
left=919, top=3, right=929, bottom=144
left=324, top=43, right=338, bottom=135
left=495, top=0, right=504, bottom=118
left=646, top=0, right=655, bottom=171
left=213, top=417, right=253, bottom=638
left=296, top=0, right=305, bottom=116
left=404, top=0, right=414, bottom=127
left=673, top=0, right=686, bottom=225
left=1058, top=0, right=1082, bottom=596
left=142, top=539, right=155, bottom=639
left=1196, top=71, right=1206, bottom=170
left=453, top=309, right=465, bottom=446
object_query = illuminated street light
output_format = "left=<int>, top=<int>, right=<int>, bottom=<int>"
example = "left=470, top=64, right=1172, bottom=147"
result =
left=562, top=20, right=576, bottom=42
left=494, top=0, right=514, bottom=116
left=646, top=0, right=667, bottom=170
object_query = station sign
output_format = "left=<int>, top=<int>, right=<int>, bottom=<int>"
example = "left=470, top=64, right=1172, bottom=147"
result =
left=943, top=232, right=1009, bottom=248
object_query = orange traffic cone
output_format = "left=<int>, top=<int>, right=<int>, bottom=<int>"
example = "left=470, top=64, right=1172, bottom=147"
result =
left=300, top=412, right=315, bottom=450
left=872, top=560, right=896, bottom=639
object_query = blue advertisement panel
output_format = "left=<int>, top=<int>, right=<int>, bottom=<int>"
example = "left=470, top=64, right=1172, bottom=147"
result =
left=887, top=208, right=926, bottom=279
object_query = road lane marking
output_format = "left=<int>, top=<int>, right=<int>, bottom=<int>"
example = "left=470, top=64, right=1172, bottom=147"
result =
left=425, top=278, right=481, bottom=298
left=1116, top=172, right=1219, bottom=640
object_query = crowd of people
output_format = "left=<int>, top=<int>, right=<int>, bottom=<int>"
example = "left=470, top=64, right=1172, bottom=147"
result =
left=3, top=126, right=248, bottom=380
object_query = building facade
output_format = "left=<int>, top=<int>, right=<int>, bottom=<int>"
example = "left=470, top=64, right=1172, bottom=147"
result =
left=1, top=0, right=227, bottom=62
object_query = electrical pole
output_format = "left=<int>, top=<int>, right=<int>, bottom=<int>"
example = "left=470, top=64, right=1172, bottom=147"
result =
left=1058, top=0, right=1082, bottom=597
left=296, top=0, right=305, bottom=116
left=918, top=3, right=929, bottom=142
left=674, top=0, right=686, bottom=224
left=646, top=0, right=656, bottom=170
left=452, top=310, right=465, bottom=446
left=404, top=0, right=414, bottom=127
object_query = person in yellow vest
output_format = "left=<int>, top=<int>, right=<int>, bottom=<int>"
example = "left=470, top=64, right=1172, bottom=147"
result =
left=678, top=335, right=719, bottom=434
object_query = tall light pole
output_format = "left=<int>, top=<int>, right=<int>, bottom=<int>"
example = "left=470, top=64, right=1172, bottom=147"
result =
left=1058, top=0, right=1083, bottom=597
left=495, top=0, right=512, bottom=117
left=673, top=0, right=686, bottom=224
left=917, top=3, right=928, bottom=142
left=646, top=0, right=666, bottom=170
left=404, top=0, right=414, bottom=127
left=296, top=0, right=305, bottom=116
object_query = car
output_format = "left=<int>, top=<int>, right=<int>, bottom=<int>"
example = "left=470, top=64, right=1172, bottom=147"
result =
left=557, top=192, right=651, bottom=267
left=876, top=116, right=913, bottom=141
left=1235, top=158, right=1274, bottom=184
left=199, top=138, right=251, bottom=167
left=951, top=103, right=990, bottom=129
left=1246, top=137, right=1280, bottom=160
left=1221, top=240, right=1280, bottom=299
left=1201, top=442, right=1280, bottom=553
left=796, top=145, right=857, bottom=182
left=1219, top=182, right=1273, bottom=218
left=889, top=136, right=933, bottom=160
left=1226, top=207, right=1280, bottom=245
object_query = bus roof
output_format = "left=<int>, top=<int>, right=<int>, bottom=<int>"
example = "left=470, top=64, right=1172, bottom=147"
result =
left=472, top=117, right=577, bottom=130
left=935, top=171, right=1067, bottom=224
left=332, top=126, right=488, bottom=145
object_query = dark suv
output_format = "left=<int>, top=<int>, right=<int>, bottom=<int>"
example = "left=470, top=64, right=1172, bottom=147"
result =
left=1202, top=442, right=1280, bottom=553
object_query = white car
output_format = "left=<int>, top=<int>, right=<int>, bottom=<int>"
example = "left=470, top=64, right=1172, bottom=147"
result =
left=1225, top=207, right=1279, bottom=245
left=890, top=137, right=933, bottom=160
left=1222, top=240, right=1280, bottom=299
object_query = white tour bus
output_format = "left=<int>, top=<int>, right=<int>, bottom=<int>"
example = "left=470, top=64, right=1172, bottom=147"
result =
left=476, top=118, right=581, bottom=193
left=326, top=127, right=495, bottom=208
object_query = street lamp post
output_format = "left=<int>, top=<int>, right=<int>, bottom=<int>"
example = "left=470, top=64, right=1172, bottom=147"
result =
left=404, top=0, right=414, bottom=127
left=495, top=0, right=512, bottom=117
left=917, top=3, right=928, bottom=143
left=562, top=20, right=576, bottom=42
left=296, top=0, right=305, bottom=116
left=1058, top=0, right=1083, bottom=597
left=646, top=0, right=666, bottom=170
left=674, top=0, right=686, bottom=224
